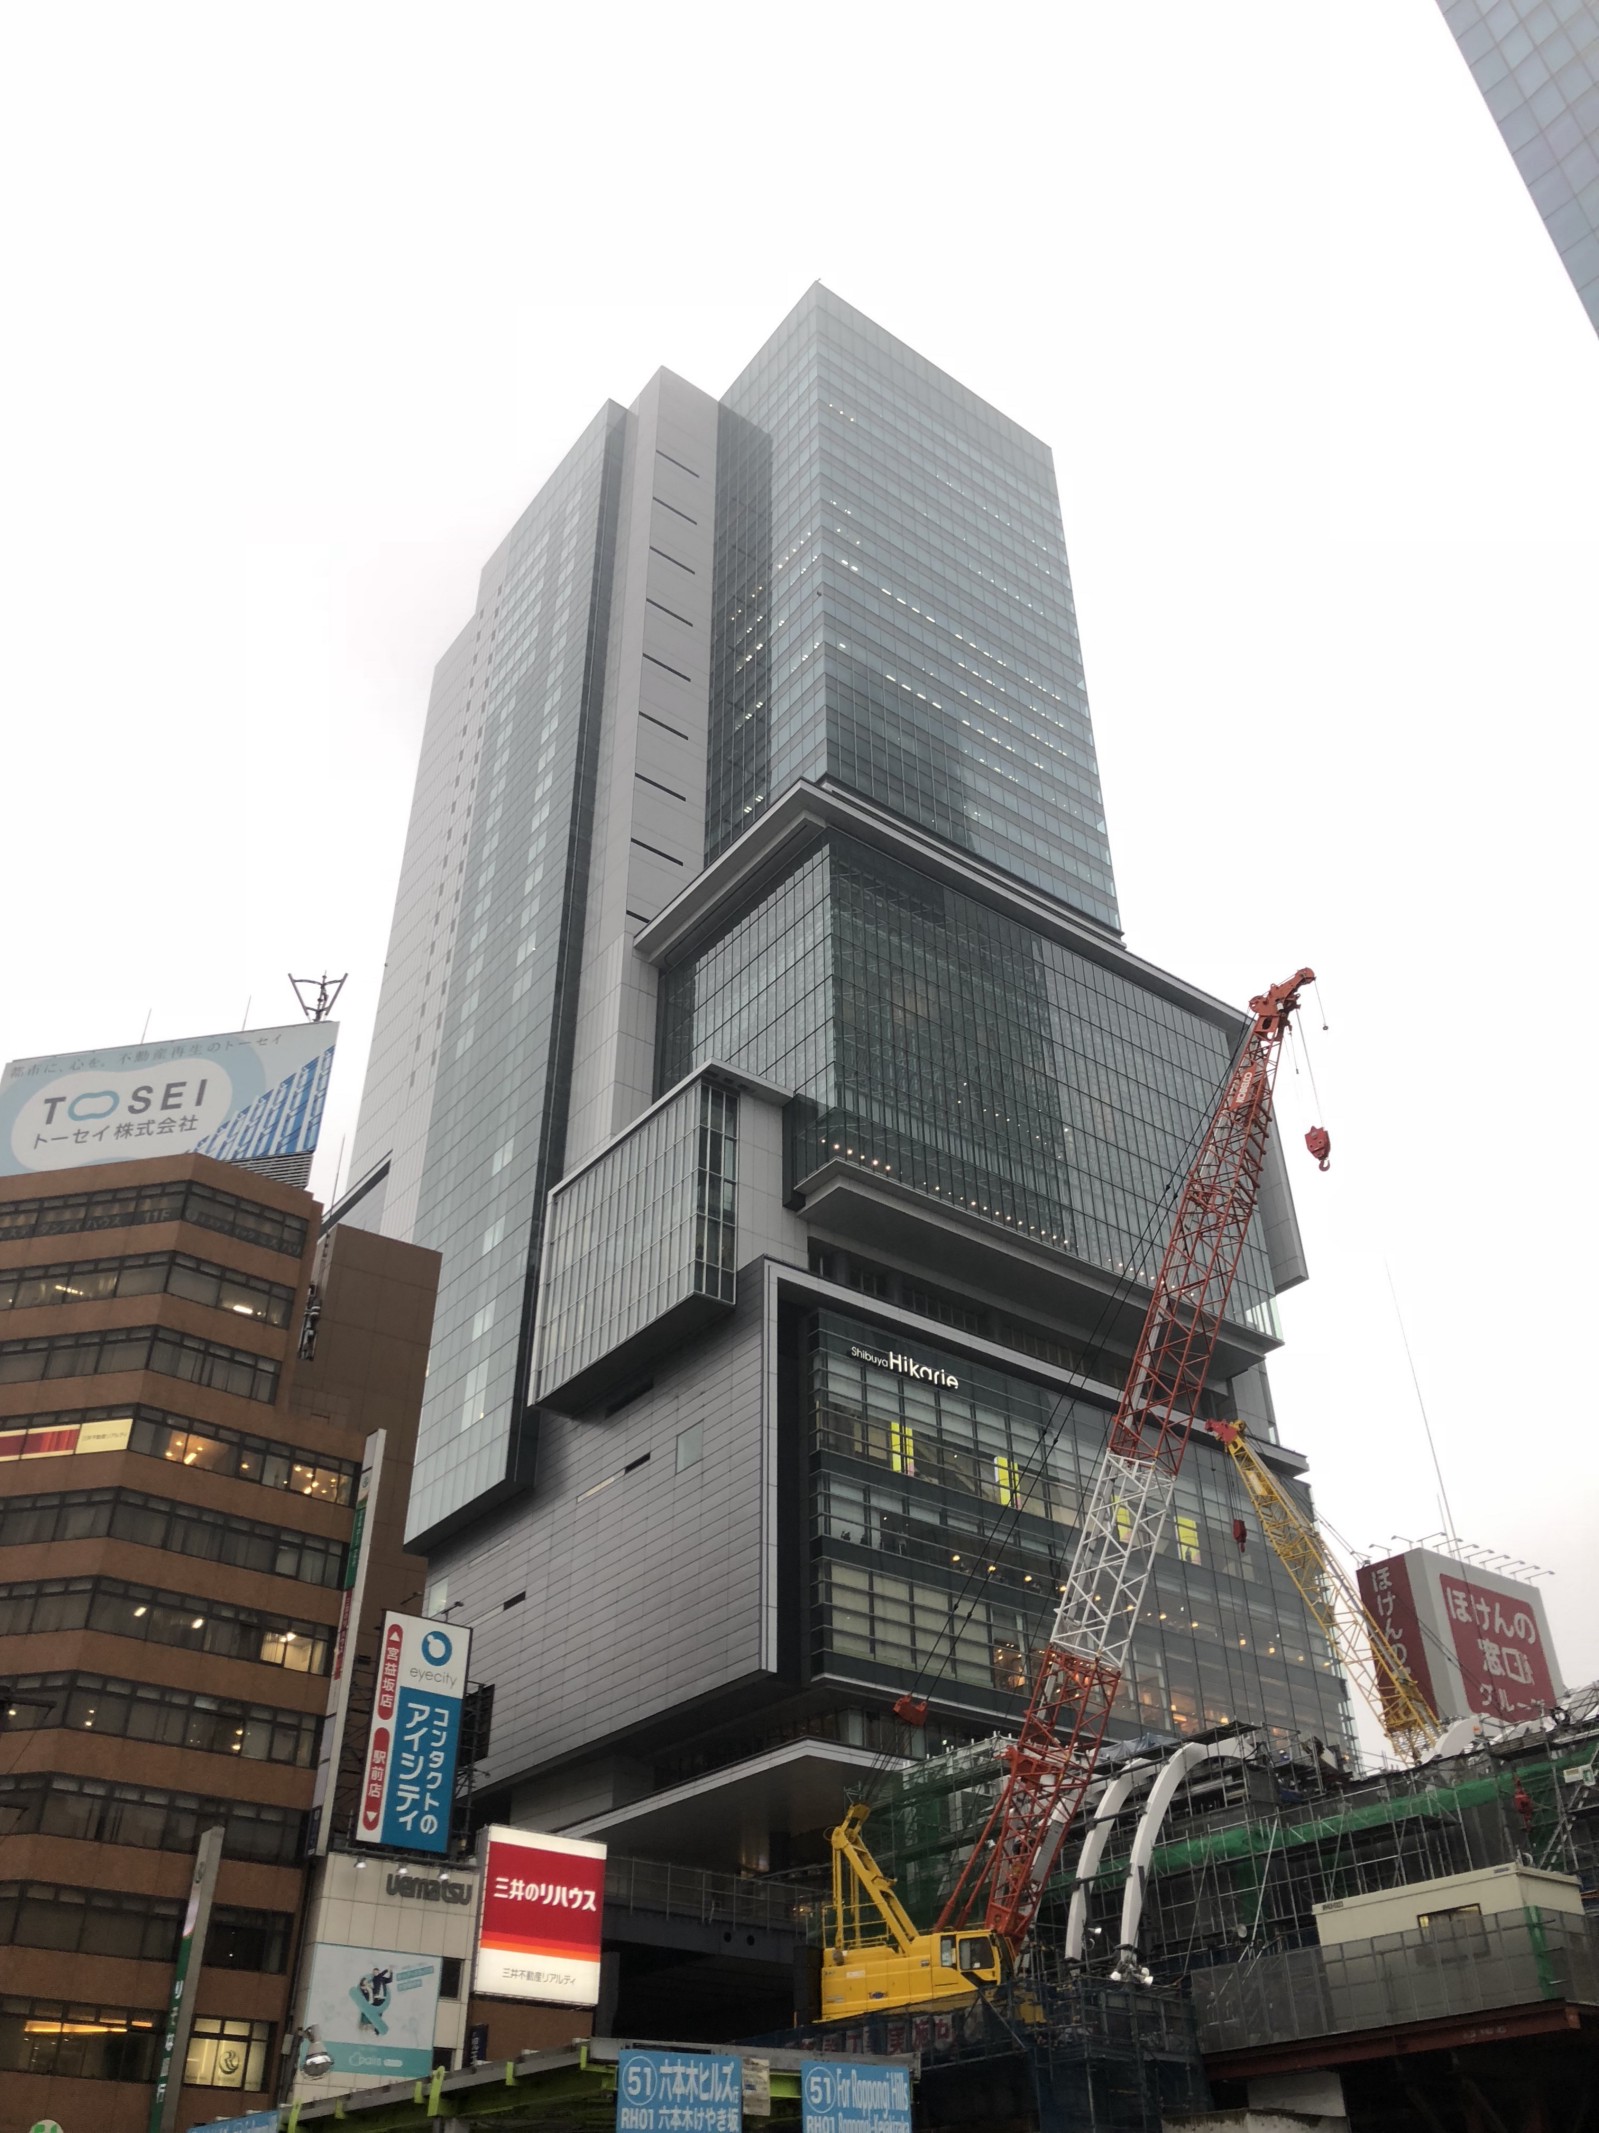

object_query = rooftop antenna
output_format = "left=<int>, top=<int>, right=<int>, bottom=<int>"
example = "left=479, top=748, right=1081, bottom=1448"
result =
left=289, top=972, right=346, bottom=1023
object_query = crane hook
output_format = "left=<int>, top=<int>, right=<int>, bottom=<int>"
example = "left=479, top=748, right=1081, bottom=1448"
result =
left=1304, top=1126, right=1331, bottom=1172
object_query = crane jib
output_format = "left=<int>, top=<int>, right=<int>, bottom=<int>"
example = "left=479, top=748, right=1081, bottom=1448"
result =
left=936, top=967, right=1315, bottom=1952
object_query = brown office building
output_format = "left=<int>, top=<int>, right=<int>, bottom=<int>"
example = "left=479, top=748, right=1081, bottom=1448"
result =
left=0, top=1151, right=438, bottom=2132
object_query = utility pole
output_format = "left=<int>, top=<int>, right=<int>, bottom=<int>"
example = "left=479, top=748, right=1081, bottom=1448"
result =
left=148, top=1822, right=226, bottom=2133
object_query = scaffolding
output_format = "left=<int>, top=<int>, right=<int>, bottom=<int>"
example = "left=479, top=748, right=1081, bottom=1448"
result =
left=1059, top=1725, right=1599, bottom=1981
left=775, top=1979, right=1210, bottom=2133
left=849, top=1711, right=1599, bottom=1979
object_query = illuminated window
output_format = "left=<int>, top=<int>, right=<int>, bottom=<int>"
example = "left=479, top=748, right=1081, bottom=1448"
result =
left=1176, top=1514, right=1201, bottom=1565
left=184, top=2014, right=272, bottom=2089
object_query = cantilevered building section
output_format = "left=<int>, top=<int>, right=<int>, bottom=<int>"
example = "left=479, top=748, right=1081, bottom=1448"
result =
left=1434, top=0, right=1599, bottom=336
left=348, top=289, right=1347, bottom=1931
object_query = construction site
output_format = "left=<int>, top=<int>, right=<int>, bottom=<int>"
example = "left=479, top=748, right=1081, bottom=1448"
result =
left=284, top=970, right=1598, bottom=2133
left=762, top=970, right=1598, bottom=2131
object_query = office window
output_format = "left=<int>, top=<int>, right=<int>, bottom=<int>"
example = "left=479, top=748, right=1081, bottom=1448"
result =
left=0, top=1487, right=345, bottom=1588
left=0, top=1251, right=293, bottom=1327
left=184, top=2014, right=273, bottom=2090
left=0, top=1177, right=307, bottom=1256
left=0, top=1671, right=320, bottom=1767
left=0, top=1402, right=356, bottom=1502
left=0, top=1997, right=162, bottom=2080
left=0, top=1772, right=306, bottom=1865
left=206, top=1905, right=293, bottom=1973
left=0, top=1881, right=184, bottom=1962
left=0, top=1325, right=279, bottom=1404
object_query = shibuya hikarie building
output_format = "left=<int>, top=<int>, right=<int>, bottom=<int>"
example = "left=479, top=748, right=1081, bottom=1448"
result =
left=348, top=285, right=1351, bottom=1885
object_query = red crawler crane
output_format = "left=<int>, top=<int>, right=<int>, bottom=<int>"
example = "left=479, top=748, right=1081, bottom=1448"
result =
left=938, top=968, right=1315, bottom=1952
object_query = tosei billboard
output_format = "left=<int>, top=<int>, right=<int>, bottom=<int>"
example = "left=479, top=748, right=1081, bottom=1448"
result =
left=299, top=1941, right=442, bottom=2080
left=354, top=1611, right=472, bottom=1856
left=1358, top=1547, right=1562, bottom=1728
left=0, top=1020, right=338, bottom=1176
left=476, top=1826, right=607, bottom=2006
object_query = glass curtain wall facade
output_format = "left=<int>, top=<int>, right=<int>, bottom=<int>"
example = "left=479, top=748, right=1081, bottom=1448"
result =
left=1434, top=0, right=1599, bottom=336
left=807, top=1308, right=1348, bottom=1753
left=707, top=287, right=1120, bottom=927
left=404, top=408, right=626, bottom=1537
left=534, top=1078, right=738, bottom=1402
left=658, top=831, right=1273, bottom=1321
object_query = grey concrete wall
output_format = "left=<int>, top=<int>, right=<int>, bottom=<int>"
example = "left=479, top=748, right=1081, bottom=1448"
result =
left=565, top=370, right=719, bottom=1172
left=348, top=541, right=509, bottom=1241
left=430, top=1277, right=772, bottom=1793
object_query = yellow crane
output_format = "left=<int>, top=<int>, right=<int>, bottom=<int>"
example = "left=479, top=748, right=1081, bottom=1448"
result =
left=1205, top=1419, right=1442, bottom=1761
left=822, top=1802, right=1003, bottom=2019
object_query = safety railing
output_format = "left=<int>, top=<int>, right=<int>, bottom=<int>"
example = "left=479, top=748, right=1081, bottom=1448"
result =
left=1191, top=1905, right=1599, bottom=2054
left=604, top=1854, right=822, bottom=1936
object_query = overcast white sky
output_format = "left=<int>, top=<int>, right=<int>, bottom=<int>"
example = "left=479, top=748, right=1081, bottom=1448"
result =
left=3, top=4, right=1595, bottom=1708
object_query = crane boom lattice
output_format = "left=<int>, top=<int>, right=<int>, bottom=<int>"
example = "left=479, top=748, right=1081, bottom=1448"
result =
left=1207, top=1419, right=1441, bottom=1761
left=939, top=968, right=1316, bottom=1951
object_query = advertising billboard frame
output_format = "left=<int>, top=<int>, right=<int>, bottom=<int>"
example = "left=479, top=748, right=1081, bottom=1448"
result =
left=298, top=1939, right=442, bottom=2081
left=0, top=1019, right=338, bottom=1177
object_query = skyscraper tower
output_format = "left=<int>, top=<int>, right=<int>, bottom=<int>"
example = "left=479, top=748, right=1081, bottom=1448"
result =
left=1433, top=0, right=1599, bottom=337
left=348, top=289, right=1348, bottom=1924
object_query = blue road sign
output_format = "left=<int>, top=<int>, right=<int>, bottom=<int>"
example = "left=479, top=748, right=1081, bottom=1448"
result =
left=616, top=2048, right=742, bottom=2131
left=802, top=2061, right=913, bottom=2133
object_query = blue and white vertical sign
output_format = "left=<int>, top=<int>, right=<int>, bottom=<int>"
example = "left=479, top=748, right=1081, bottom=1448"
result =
left=616, top=2051, right=742, bottom=2132
left=802, top=2063, right=913, bottom=2133
left=354, top=1611, right=471, bottom=1855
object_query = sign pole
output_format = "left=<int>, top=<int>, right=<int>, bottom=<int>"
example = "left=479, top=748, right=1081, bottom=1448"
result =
left=308, top=1429, right=385, bottom=1853
left=148, top=1822, right=226, bottom=2133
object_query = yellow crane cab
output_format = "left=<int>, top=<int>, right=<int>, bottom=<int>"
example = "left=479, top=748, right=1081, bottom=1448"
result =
left=822, top=1801, right=1004, bottom=2021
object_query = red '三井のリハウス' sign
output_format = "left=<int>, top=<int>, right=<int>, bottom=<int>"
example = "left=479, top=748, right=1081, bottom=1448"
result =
left=474, top=1826, right=606, bottom=2007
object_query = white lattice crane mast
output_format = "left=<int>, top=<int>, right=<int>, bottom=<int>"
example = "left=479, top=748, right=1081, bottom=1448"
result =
left=939, top=968, right=1317, bottom=1952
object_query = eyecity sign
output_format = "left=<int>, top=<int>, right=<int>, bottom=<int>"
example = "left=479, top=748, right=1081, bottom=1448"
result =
left=354, top=1611, right=472, bottom=1856
left=849, top=1342, right=959, bottom=1390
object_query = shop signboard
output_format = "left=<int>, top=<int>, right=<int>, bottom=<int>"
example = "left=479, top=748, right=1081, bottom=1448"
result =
left=475, top=1826, right=606, bottom=2006
left=353, top=1610, right=470, bottom=1855
left=1358, top=1547, right=1562, bottom=1728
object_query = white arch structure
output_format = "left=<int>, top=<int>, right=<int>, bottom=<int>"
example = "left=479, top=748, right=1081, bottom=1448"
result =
left=1064, top=1735, right=1257, bottom=1970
